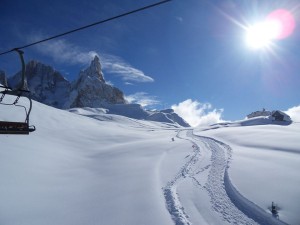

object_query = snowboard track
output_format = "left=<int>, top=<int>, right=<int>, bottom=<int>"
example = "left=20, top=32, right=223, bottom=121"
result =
left=163, top=129, right=287, bottom=225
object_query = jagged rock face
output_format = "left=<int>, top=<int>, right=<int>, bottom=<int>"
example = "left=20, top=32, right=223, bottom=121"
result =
left=7, top=56, right=125, bottom=109
left=0, top=70, right=8, bottom=86
left=67, top=56, right=126, bottom=108
left=81, top=55, right=105, bottom=83
left=8, top=61, right=70, bottom=108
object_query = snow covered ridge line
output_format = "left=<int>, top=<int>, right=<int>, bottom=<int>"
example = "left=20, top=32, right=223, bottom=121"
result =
left=68, top=106, right=190, bottom=127
left=2, top=56, right=191, bottom=127
left=198, top=135, right=288, bottom=225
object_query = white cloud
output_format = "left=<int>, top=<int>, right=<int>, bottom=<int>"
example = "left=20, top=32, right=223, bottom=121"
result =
left=125, top=82, right=134, bottom=85
left=100, top=54, right=154, bottom=83
left=30, top=35, right=97, bottom=65
left=285, top=105, right=300, bottom=122
left=125, top=92, right=160, bottom=107
left=172, top=99, right=224, bottom=127
left=176, top=16, right=183, bottom=23
left=30, top=35, right=154, bottom=83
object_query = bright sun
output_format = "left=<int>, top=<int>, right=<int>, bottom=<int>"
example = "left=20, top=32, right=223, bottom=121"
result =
left=246, top=20, right=281, bottom=49
left=245, top=9, right=296, bottom=50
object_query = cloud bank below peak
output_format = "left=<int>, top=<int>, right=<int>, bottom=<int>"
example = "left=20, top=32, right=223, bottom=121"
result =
left=172, top=99, right=224, bottom=127
left=285, top=105, right=300, bottom=122
left=125, top=92, right=160, bottom=107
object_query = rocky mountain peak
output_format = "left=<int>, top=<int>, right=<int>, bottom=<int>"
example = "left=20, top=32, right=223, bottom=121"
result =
left=68, top=56, right=126, bottom=108
left=0, top=57, right=189, bottom=127
left=8, top=60, right=70, bottom=108
left=79, top=55, right=105, bottom=83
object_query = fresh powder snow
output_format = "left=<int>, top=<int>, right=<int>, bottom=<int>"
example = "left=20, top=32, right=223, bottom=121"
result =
left=0, top=96, right=299, bottom=225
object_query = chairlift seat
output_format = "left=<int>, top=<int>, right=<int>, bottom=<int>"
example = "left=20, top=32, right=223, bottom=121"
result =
left=0, top=121, right=35, bottom=135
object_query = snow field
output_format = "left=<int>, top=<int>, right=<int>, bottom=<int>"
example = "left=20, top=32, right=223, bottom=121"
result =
left=179, top=133, right=258, bottom=225
left=196, top=122, right=300, bottom=225
left=0, top=98, right=192, bottom=225
left=1, top=97, right=299, bottom=224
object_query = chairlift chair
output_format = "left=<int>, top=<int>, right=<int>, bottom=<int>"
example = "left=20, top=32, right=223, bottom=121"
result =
left=0, top=49, right=35, bottom=134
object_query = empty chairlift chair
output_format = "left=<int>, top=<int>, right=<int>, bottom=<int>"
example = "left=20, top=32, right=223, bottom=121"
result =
left=0, top=49, right=35, bottom=134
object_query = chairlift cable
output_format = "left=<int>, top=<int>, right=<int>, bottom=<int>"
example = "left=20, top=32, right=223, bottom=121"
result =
left=0, top=0, right=173, bottom=134
left=0, top=0, right=172, bottom=56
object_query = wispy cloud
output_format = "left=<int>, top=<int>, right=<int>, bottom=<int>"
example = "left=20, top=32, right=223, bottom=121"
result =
left=285, top=105, right=300, bottom=122
left=125, top=82, right=134, bottom=85
left=125, top=92, right=160, bottom=107
left=100, top=54, right=154, bottom=83
left=176, top=16, right=183, bottom=23
left=172, top=99, right=224, bottom=127
left=29, top=34, right=154, bottom=83
left=29, top=35, right=97, bottom=65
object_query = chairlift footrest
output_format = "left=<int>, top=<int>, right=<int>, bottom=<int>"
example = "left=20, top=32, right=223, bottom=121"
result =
left=0, top=121, right=34, bottom=135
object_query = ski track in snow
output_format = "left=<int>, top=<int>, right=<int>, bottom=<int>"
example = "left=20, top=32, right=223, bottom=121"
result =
left=163, top=129, right=287, bottom=225
left=162, top=130, right=198, bottom=225
left=196, top=134, right=257, bottom=225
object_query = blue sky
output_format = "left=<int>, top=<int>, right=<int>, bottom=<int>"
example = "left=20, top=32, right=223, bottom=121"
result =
left=1, top=0, right=300, bottom=125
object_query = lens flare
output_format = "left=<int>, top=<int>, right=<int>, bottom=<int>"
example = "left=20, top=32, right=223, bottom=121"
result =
left=266, top=9, right=296, bottom=39
left=245, top=9, right=296, bottom=49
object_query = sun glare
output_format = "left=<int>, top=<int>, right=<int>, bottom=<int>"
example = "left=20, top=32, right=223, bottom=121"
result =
left=246, top=20, right=281, bottom=49
left=245, top=9, right=296, bottom=50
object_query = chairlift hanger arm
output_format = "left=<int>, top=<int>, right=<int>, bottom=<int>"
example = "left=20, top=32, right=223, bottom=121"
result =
left=14, top=49, right=26, bottom=91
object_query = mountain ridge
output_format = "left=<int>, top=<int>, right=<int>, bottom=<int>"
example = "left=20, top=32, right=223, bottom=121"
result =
left=1, top=56, right=190, bottom=127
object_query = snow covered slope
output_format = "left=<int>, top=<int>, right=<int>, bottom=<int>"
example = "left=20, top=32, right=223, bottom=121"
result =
left=69, top=105, right=190, bottom=127
left=0, top=98, right=299, bottom=225
left=0, top=96, right=190, bottom=225
left=195, top=119, right=300, bottom=225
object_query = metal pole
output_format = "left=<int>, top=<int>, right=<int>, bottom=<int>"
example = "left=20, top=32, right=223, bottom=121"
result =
left=14, top=49, right=26, bottom=90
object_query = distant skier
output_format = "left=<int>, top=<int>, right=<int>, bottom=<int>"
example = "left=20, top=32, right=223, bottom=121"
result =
left=271, top=202, right=279, bottom=219
left=171, top=138, right=175, bottom=141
